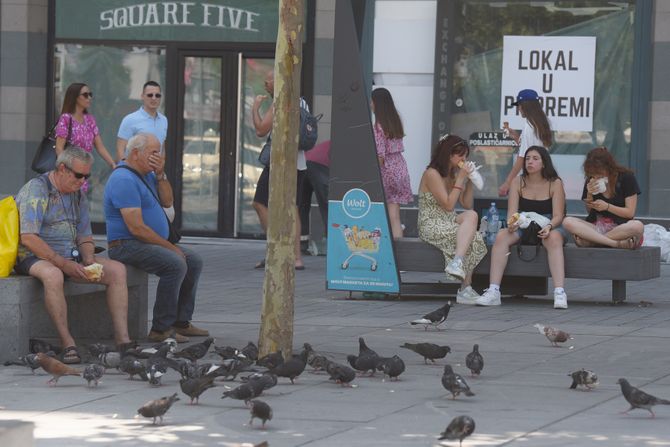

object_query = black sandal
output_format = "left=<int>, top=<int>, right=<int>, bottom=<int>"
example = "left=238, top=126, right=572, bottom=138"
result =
left=61, top=346, right=81, bottom=364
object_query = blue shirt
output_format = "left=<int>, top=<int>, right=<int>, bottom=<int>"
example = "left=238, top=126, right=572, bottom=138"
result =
left=16, top=174, right=92, bottom=262
left=117, top=107, right=168, bottom=149
left=103, top=165, right=169, bottom=241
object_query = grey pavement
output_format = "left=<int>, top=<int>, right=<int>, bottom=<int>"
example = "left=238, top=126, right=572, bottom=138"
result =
left=2, top=238, right=670, bottom=447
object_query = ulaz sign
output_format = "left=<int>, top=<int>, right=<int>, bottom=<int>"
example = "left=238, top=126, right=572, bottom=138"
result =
left=56, top=0, right=279, bottom=43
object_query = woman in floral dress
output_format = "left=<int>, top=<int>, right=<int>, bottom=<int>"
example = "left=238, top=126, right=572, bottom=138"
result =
left=418, top=134, right=487, bottom=304
left=372, top=88, right=413, bottom=239
left=55, top=83, right=115, bottom=191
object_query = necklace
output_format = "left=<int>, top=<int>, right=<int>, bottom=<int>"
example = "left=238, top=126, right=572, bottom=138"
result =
left=51, top=173, right=80, bottom=260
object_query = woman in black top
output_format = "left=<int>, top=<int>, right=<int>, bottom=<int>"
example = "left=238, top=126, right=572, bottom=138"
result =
left=476, top=146, right=568, bottom=309
left=563, top=147, right=644, bottom=249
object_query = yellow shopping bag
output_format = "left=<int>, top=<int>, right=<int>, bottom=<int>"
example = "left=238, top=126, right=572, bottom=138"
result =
left=0, top=196, right=19, bottom=277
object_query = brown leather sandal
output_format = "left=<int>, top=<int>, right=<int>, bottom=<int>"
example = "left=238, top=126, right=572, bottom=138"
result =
left=61, top=346, right=81, bottom=364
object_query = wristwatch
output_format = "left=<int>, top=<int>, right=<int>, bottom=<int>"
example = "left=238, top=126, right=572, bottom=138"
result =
left=157, top=172, right=168, bottom=181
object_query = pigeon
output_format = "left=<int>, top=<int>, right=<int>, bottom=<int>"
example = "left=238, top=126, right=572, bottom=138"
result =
left=268, top=348, right=308, bottom=384
left=533, top=324, right=573, bottom=347
left=568, top=369, right=598, bottom=390
left=173, top=337, right=214, bottom=362
left=409, top=303, right=452, bottom=331
left=249, top=400, right=273, bottom=428
left=35, top=352, right=80, bottom=386
left=218, top=358, right=257, bottom=380
left=439, top=415, right=476, bottom=446
left=465, top=344, right=484, bottom=377
left=83, top=364, right=105, bottom=387
left=376, top=355, right=405, bottom=381
left=137, top=393, right=179, bottom=425
left=87, top=343, right=113, bottom=358
left=148, top=364, right=165, bottom=386
left=29, top=338, right=61, bottom=354
left=400, top=342, right=451, bottom=364
left=347, top=337, right=380, bottom=376
left=221, top=383, right=259, bottom=404
left=147, top=345, right=181, bottom=376
left=323, top=360, right=356, bottom=386
left=303, top=343, right=330, bottom=371
left=617, top=378, right=670, bottom=418
left=241, top=372, right=278, bottom=395
left=441, top=365, right=475, bottom=399
left=256, top=351, right=284, bottom=369
left=180, top=376, right=216, bottom=404
left=4, top=352, right=52, bottom=373
left=118, top=355, right=148, bottom=381
left=214, top=345, right=246, bottom=360
left=98, top=351, right=122, bottom=369
left=241, top=342, right=259, bottom=361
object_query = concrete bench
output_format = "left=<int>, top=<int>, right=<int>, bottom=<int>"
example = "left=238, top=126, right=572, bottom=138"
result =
left=395, top=238, right=661, bottom=303
left=0, top=266, right=148, bottom=360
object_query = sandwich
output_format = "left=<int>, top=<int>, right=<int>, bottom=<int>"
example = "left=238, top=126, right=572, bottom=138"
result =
left=84, top=262, right=104, bottom=281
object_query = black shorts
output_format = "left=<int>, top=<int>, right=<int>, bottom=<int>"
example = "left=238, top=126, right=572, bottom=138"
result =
left=253, top=166, right=305, bottom=207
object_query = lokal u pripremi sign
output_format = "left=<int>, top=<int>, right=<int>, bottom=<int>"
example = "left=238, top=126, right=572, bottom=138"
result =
left=55, top=0, right=279, bottom=43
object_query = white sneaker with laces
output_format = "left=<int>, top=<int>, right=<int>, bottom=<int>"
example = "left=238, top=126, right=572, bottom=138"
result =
left=445, top=258, right=465, bottom=280
left=554, top=290, right=568, bottom=309
left=456, top=286, right=481, bottom=305
left=475, top=288, right=501, bottom=306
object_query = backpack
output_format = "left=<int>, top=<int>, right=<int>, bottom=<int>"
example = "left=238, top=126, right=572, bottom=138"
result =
left=299, top=98, right=322, bottom=152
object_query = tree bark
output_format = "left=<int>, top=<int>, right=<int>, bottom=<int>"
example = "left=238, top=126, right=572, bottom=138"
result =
left=258, top=0, right=304, bottom=359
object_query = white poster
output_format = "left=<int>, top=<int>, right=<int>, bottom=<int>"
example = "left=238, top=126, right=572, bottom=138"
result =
left=500, top=35, right=596, bottom=132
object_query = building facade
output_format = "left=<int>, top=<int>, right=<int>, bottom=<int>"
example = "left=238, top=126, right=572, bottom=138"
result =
left=1, top=0, right=668, bottom=243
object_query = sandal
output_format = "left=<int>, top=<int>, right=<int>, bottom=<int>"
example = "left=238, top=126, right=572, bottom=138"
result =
left=61, top=346, right=81, bottom=364
left=254, top=259, right=266, bottom=269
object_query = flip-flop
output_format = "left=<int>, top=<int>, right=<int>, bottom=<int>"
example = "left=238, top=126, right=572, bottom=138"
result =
left=61, top=346, right=81, bottom=364
left=254, top=259, right=266, bottom=269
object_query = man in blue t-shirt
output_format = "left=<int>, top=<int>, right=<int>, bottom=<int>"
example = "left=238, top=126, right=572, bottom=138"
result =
left=104, top=133, right=208, bottom=343
left=115, top=81, right=168, bottom=161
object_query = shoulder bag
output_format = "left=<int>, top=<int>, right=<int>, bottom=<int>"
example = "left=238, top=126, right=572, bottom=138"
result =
left=517, top=220, right=542, bottom=262
left=116, top=165, right=181, bottom=244
left=32, top=116, right=72, bottom=174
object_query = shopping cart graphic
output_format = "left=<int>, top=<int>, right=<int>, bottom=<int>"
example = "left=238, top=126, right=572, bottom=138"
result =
left=336, top=224, right=381, bottom=271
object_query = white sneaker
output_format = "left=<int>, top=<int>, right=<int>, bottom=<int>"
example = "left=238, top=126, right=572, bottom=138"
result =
left=475, top=288, right=501, bottom=306
left=456, top=286, right=481, bottom=305
left=554, top=290, right=568, bottom=309
left=445, top=258, right=465, bottom=280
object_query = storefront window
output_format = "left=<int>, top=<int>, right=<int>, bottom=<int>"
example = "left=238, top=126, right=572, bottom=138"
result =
left=53, top=44, right=166, bottom=222
left=447, top=1, right=635, bottom=211
left=236, top=58, right=274, bottom=236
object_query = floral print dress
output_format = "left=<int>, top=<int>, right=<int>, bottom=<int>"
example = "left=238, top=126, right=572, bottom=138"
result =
left=55, top=113, right=100, bottom=192
left=374, top=124, right=413, bottom=204
left=418, top=191, right=487, bottom=276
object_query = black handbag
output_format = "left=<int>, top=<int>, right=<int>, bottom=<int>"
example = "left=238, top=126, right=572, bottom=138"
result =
left=258, top=135, right=271, bottom=167
left=32, top=116, right=72, bottom=174
left=517, top=220, right=542, bottom=261
left=116, top=165, right=181, bottom=244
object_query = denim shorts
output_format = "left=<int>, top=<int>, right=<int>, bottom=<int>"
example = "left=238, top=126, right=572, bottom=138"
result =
left=14, top=256, right=41, bottom=275
left=515, top=213, right=568, bottom=242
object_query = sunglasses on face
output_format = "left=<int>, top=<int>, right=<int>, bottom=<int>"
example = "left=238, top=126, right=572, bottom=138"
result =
left=64, top=165, right=91, bottom=180
left=80, top=92, right=93, bottom=99
left=145, top=93, right=162, bottom=98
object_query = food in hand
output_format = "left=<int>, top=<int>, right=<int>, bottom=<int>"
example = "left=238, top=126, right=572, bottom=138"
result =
left=84, top=263, right=104, bottom=281
left=507, top=213, right=520, bottom=226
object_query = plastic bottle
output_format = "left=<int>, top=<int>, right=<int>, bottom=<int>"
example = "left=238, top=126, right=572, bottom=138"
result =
left=487, top=202, right=499, bottom=245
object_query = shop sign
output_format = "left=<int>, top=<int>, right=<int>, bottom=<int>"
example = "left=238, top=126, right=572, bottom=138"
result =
left=55, top=0, right=279, bottom=43
left=500, top=35, right=596, bottom=132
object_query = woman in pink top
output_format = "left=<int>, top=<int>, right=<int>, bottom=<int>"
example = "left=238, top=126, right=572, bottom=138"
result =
left=372, top=88, right=413, bottom=239
left=55, top=83, right=115, bottom=174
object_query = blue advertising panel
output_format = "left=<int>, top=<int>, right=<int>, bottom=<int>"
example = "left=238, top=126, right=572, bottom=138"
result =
left=327, top=190, right=399, bottom=293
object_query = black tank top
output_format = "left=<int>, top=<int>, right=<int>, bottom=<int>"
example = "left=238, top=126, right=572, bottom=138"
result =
left=518, top=180, right=553, bottom=215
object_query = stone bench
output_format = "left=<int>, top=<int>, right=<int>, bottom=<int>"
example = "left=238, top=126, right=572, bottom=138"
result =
left=395, top=238, right=661, bottom=303
left=0, top=266, right=148, bottom=360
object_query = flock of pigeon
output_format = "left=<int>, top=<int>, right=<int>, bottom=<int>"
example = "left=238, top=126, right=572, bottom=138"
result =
left=3, top=301, right=669, bottom=445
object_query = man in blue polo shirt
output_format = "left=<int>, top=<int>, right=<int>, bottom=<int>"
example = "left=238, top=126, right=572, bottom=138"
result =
left=104, top=133, right=208, bottom=343
left=116, top=81, right=168, bottom=161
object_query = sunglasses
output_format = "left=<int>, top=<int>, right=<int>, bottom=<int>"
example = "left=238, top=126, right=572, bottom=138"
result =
left=65, top=165, right=91, bottom=180
left=80, top=92, right=93, bottom=99
left=145, top=93, right=162, bottom=98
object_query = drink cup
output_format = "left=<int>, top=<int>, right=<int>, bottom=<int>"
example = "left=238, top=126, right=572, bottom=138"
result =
left=594, top=177, right=608, bottom=194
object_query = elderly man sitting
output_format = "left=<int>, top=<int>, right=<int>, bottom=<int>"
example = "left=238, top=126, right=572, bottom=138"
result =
left=104, top=133, right=208, bottom=343
left=14, top=147, right=131, bottom=364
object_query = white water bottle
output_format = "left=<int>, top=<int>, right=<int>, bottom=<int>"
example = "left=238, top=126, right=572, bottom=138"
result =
left=487, top=202, right=499, bottom=245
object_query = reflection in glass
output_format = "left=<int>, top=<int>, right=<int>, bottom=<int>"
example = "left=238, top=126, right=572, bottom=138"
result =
left=181, top=57, right=222, bottom=231
left=236, top=58, right=274, bottom=235
left=53, top=44, right=166, bottom=222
